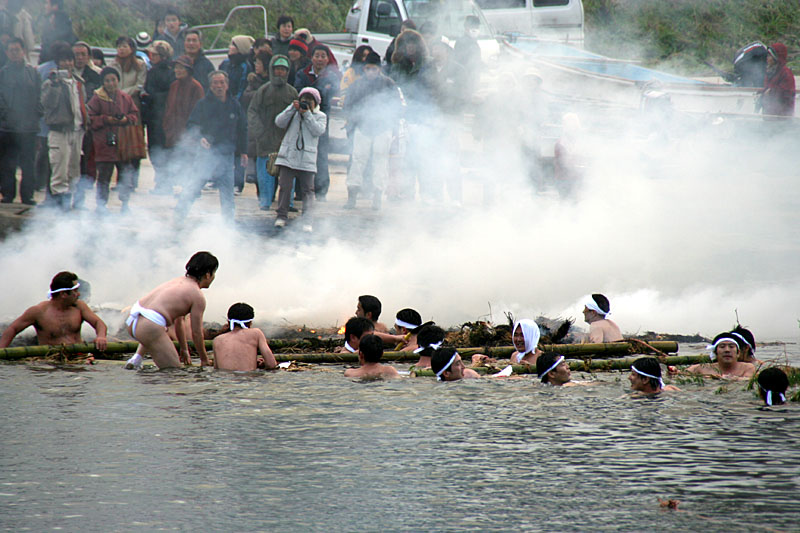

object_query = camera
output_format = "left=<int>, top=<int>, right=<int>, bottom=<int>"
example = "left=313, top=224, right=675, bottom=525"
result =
left=106, top=130, right=118, bottom=147
left=299, top=101, right=309, bottom=111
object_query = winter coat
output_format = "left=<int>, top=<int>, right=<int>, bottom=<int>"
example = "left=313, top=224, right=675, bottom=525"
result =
left=247, top=55, right=298, bottom=157
left=109, top=57, right=147, bottom=112
left=186, top=92, right=247, bottom=155
left=75, top=64, right=102, bottom=97
left=294, top=63, right=341, bottom=114
left=86, top=87, right=139, bottom=162
left=344, top=73, right=401, bottom=136
left=273, top=104, right=327, bottom=173
left=271, top=37, right=291, bottom=58
left=219, top=54, right=252, bottom=101
left=163, top=76, right=204, bottom=148
left=763, top=43, right=796, bottom=117
left=40, top=74, right=86, bottom=132
left=153, top=24, right=188, bottom=58
left=141, top=60, right=174, bottom=129
left=188, top=53, right=215, bottom=92
left=288, top=56, right=310, bottom=87
left=0, top=61, right=41, bottom=132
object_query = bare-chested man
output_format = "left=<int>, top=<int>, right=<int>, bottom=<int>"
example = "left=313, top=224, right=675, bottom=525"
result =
left=731, top=325, right=759, bottom=364
left=335, top=316, right=374, bottom=354
left=355, top=294, right=389, bottom=333
left=212, top=303, right=277, bottom=371
left=343, top=334, right=400, bottom=379
left=413, top=323, right=445, bottom=368
left=582, top=293, right=623, bottom=343
left=0, top=272, right=108, bottom=353
left=372, top=308, right=423, bottom=351
left=685, top=332, right=755, bottom=379
left=431, top=348, right=481, bottom=381
left=511, top=318, right=542, bottom=366
left=536, top=352, right=575, bottom=386
left=629, top=357, right=680, bottom=394
left=124, top=251, right=218, bottom=369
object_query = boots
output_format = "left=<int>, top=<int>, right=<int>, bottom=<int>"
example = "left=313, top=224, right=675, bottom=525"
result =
left=344, top=187, right=359, bottom=210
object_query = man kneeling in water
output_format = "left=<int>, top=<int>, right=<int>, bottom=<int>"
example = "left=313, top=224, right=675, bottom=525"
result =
left=756, top=367, right=789, bottom=407
left=124, top=251, right=217, bottom=369
left=431, top=347, right=480, bottom=381
left=213, top=303, right=277, bottom=371
left=629, top=357, right=679, bottom=394
left=685, top=332, right=755, bottom=379
left=344, top=334, right=400, bottom=379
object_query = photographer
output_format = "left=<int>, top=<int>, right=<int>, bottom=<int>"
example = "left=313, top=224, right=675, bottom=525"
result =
left=86, top=66, right=139, bottom=214
left=40, top=44, right=86, bottom=209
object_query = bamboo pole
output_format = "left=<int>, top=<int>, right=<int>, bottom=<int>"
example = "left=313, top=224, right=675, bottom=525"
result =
left=0, top=340, right=679, bottom=362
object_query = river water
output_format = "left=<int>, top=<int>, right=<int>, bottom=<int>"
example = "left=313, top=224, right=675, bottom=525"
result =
left=1, top=351, right=798, bottom=532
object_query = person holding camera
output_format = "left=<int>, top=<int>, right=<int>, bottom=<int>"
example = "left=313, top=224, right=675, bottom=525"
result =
left=86, top=66, right=139, bottom=214
left=40, top=44, right=87, bottom=209
left=272, top=87, right=327, bottom=232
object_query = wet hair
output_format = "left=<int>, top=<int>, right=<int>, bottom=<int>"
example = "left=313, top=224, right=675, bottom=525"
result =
left=344, top=317, right=374, bottom=345
left=631, top=357, right=662, bottom=390
left=431, top=347, right=458, bottom=377
left=50, top=271, right=79, bottom=292
left=415, top=324, right=445, bottom=357
left=100, top=66, right=120, bottom=81
left=591, top=293, right=611, bottom=314
left=358, top=295, right=382, bottom=321
left=731, top=325, right=756, bottom=356
left=115, top=36, right=136, bottom=51
left=185, top=251, right=218, bottom=280
left=208, top=70, right=228, bottom=83
left=276, top=15, right=294, bottom=29
left=757, top=367, right=789, bottom=406
left=536, top=352, right=563, bottom=384
left=359, top=334, right=384, bottom=363
left=395, top=308, right=422, bottom=331
left=227, top=302, right=254, bottom=322
left=91, top=48, right=106, bottom=66
left=53, top=45, right=75, bottom=63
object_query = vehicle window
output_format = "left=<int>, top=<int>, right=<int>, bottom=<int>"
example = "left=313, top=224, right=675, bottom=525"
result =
left=533, top=0, right=569, bottom=6
left=475, top=0, right=526, bottom=8
left=367, top=0, right=402, bottom=35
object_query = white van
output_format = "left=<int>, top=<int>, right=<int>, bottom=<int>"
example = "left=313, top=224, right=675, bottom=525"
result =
left=474, top=0, right=584, bottom=44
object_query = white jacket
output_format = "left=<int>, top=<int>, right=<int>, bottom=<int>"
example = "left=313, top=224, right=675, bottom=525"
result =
left=274, top=104, right=327, bottom=172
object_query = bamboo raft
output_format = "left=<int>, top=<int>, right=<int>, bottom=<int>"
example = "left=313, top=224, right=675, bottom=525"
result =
left=0, top=340, right=679, bottom=363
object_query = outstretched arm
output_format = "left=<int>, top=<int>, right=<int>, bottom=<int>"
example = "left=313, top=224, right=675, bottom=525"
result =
left=257, top=330, right=277, bottom=369
left=0, top=306, right=39, bottom=348
left=78, top=301, right=107, bottom=351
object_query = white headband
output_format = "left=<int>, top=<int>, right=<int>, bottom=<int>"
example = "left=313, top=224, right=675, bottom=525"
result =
left=758, top=383, right=786, bottom=406
left=344, top=341, right=356, bottom=353
left=706, top=336, right=739, bottom=361
left=540, top=355, right=565, bottom=381
left=395, top=318, right=421, bottom=330
left=631, top=365, right=665, bottom=390
left=730, top=332, right=756, bottom=353
left=229, top=318, right=252, bottom=330
left=48, top=282, right=80, bottom=298
left=413, top=341, right=442, bottom=354
left=435, top=352, right=459, bottom=381
left=584, top=298, right=610, bottom=318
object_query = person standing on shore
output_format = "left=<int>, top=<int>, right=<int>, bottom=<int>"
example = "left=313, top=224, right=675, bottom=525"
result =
left=183, top=30, right=214, bottom=92
left=153, top=8, right=187, bottom=59
left=140, top=40, right=174, bottom=195
left=761, top=42, right=795, bottom=118
left=270, top=15, right=294, bottom=58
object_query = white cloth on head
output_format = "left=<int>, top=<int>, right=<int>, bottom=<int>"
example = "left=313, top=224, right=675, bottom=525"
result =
left=758, top=383, right=786, bottom=406
left=413, top=341, right=442, bottom=354
left=706, top=336, right=739, bottom=362
left=512, top=319, right=540, bottom=363
left=584, top=297, right=609, bottom=318
left=731, top=332, right=756, bottom=353
left=540, top=355, right=565, bottom=382
left=126, top=301, right=168, bottom=339
left=48, top=282, right=80, bottom=298
left=229, top=318, right=252, bottom=330
left=435, top=352, right=458, bottom=381
left=395, top=318, right=420, bottom=330
left=630, top=364, right=665, bottom=390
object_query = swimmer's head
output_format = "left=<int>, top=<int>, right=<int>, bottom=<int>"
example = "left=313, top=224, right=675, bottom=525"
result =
left=512, top=318, right=541, bottom=355
left=356, top=295, right=382, bottom=322
left=395, top=308, right=422, bottom=333
left=49, top=271, right=80, bottom=300
left=731, top=325, right=756, bottom=361
left=583, top=293, right=610, bottom=323
left=344, top=316, right=374, bottom=351
left=708, top=332, right=741, bottom=362
left=414, top=323, right=445, bottom=357
left=431, top=347, right=464, bottom=381
left=359, top=334, right=384, bottom=363
left=186, top=251, right=218, bottom=284
left=227, top=303, right=254, bottom=330
left=757, top=367, right=789, bottom=406
left=537, top=352, right=570, bottom=385
left=629, top=357, right=664, bottom=392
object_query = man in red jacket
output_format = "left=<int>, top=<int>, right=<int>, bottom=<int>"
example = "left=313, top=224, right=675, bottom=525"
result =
left=762, top=42, right=795, bottom=118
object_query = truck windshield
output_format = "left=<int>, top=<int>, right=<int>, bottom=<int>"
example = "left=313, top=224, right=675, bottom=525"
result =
left=404, top=0, right=494, bottom=40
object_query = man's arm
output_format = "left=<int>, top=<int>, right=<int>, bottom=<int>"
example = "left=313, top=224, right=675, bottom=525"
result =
left=0, top=306, right=39, bottom=348
left=189, top=297, right=209, bottom=366
left=174, top=316, right=190, bottom=365
left=371, top=330, right=405, bottom=345
left=78, top=301, right=107, bottom=351
left=256, top=330, right=277, bottom=369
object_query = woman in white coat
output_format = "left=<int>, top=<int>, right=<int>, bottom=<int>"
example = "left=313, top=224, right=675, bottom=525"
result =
left=273, top=87, right=327, bottom=232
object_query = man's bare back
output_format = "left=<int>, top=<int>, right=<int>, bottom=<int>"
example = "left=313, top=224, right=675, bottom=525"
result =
left=588, top=319, right=623, bottom=343
left=213, top=328, right=277, bottom=371
left=344, top=362, right=400, bottom=379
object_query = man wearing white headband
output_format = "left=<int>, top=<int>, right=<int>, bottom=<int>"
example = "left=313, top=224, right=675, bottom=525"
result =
left=372, top=308, right=423, bottom=352
left=413, top=323, right=445, bottom=369
left=582, top=293, right=623, bottom=343
left=536, top=352, right=573, bottom=386
left=629, top=357, right=679, bottom=394
left=0, top=271, right=107, bottom=354
left=685, top=331, right=755, bottom=379
left=511, top=318, right=542, bottom=366
left=212, top=303, right=277, bottom=371
left=431, top=348, right=480, bottom=381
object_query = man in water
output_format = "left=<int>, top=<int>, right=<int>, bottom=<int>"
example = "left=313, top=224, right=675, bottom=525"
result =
left=756, top=367, right=789, bottom=407
left=124, top=251, right=217, bottom=369
left=685, top=332, right=755, bottom=379
left=536, top=352, right=573, bottom=386
left=372, top=308, right=423, bottom=351
left=344, top=334, right=399, bottom=379
left=212, top=303, right=277, bottom=371
left=0, top=271, right=107, bottom=351
left=511, top=318, right=542, bottom=366
left=582, top=293, right=623, bottom=343
left=354, top=294, right=389, bottom=333
left=629, top=357, right=679, bottom=394
left=413, top=323, right=445, bottom=369
left=731, top=325, right=759, bottom=364
left=431, top=348, right=480, bottom=381
left=335, top=316, right=374, bottom=354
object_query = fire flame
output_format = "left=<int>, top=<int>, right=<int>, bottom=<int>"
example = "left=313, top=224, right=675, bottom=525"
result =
left=337, top=325, right=345, bottom=335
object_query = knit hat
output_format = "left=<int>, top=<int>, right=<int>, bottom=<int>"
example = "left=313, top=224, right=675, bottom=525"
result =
left=288, top=39, right=308, bottom=55
left=100, top=66, right=120, bottom=81
left=364, top=51, right=381, bottom=66
left=231, top=35, right=255, bottom=56
left=174, top=54, right=194, bottom=71
left=298, top=87, right=321, bottom=105
left=135, top=31, right=152, bottom=49
left=273, top=56, right=290, bottom=69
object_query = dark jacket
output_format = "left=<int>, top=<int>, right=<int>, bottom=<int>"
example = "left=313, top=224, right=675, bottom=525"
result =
left=189, top=52, right=215, bottom=92
left=86, top=87, right=139, bottom=162
left=186, top=92, right=247, bottom=155
left=0, top=61, right=41, bottom=132
left=247, top=55, right=298, bottom=157
left=219, top=53, right=252, bottom=101
left=153, top=24, right=188, bottom=58
left=76, top=65, right=102, bottom=97
left=271, top=37, right=291, bottom=58
left=294, top=64, right=341, bottom=114
left=40, top=74, right=86, bottom=132
left=141, top=60, right=174, bottom=130
left=344, top=73, right=401, bottom=136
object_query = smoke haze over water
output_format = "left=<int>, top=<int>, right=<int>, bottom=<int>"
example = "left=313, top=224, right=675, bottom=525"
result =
left=1, top=57, right=799, bottom=342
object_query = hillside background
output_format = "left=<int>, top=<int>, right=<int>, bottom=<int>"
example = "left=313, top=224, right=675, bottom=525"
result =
left=34, top=0, right=800, bottom=73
